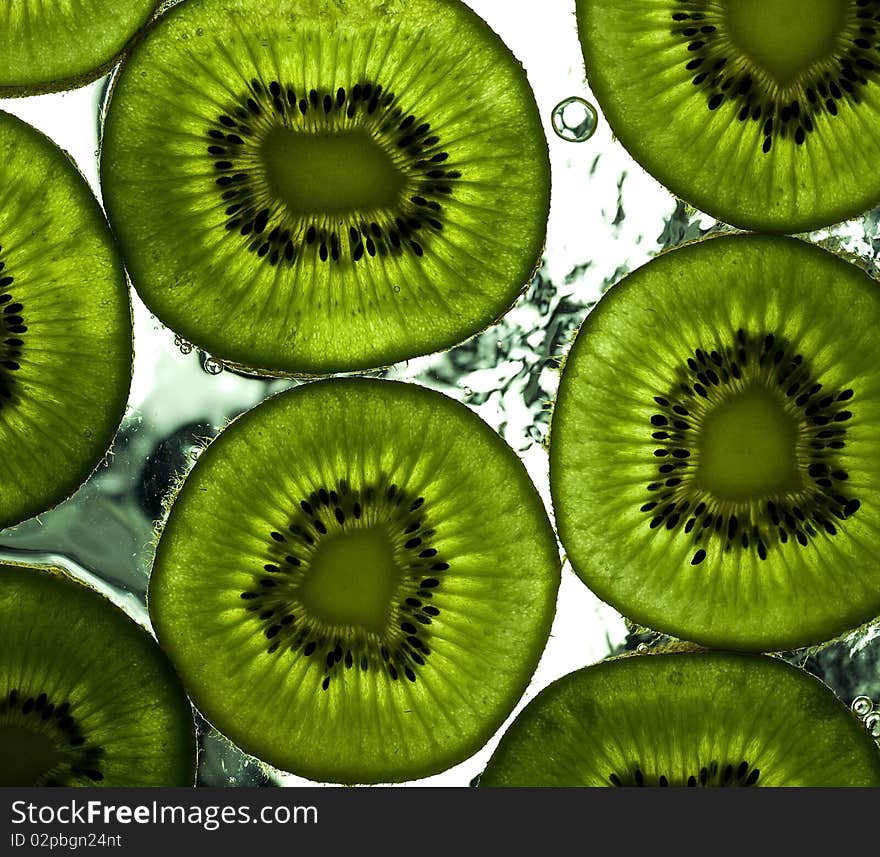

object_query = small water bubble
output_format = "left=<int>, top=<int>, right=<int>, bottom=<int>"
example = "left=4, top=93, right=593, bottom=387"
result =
left=392, top=285, right=401, bottom=293
left=551, top=97, right=598, bottom=143
left=865, top=712, right=880, bottom=738
left=636, top=643, right=649, bottom=653
left=174, top=335, right=194, bottom=355
left=202, top=356, right=224, bottom=375
left=461, top=386, right=473, bottom=400
left=852, top=695, right=874, bottom=717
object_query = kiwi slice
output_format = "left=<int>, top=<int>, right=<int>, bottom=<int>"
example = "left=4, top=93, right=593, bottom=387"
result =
left=478, top=649, right=880, bottom=787
left=0, top=110, right=132, bottom=531
left=148, top=377, right=560, bottom=783
left=99, top=0, right=550, bottom=375
left=0, top=562, right=195, bottom=786
left=575, top=0, right=880, bottom=233
left=0, top=1, right=158, bottom=96
left=550, top=233, right=880, bottom=652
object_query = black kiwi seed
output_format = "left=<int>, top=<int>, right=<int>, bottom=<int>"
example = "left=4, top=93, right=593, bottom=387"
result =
left=607, top=758, right=760, bottom=788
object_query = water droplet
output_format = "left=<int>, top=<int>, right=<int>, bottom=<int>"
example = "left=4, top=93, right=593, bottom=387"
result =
left=636, top=643, right=649, bottom=653
left=174, top=335, right=193, bottom=355
left=461, top=386, right=473, bottom=399
left=392, top=285, right=401, bottom=293
left=865, top=712, right=880, bottom=738
left=852, top=695, right=874, bottom=717
left=202, top=356, right=223, bottom=375
left=551, top=96, right=599, bottom=143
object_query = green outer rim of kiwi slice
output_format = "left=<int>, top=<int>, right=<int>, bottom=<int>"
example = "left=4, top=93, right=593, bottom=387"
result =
left=478, top=650, right=880, bottom=787
left=0, top=1, right=159, bottom=97
left=575, top=0, right=880, bottom=233
left=0, top=110, right=132, bottom=531
left=0, top=562, right=196, bottom=787
left=148, top=377, right=561, bottom=784
left=550, top=233, right=880, bottom=652
left=99, top=0, right=551, bottom=375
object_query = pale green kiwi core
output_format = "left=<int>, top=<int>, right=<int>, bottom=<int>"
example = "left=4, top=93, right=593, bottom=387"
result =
left=0, top=724, right=64, bottom=787
left=724, top=0, right=845, bottom=85
left=261, top=127, right=407, bottom=216
left=297, top=526, right=402, bottom=633
left=697, top=385, right=801, bottom=502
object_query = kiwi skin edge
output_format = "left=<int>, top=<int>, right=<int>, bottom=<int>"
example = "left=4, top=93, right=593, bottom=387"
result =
left=0, top=2, right=163, bottom=99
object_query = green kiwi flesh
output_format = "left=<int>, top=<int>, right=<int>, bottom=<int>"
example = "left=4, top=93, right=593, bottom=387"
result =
left=148, top=378, right=561, bottom=784
left=0, top=562, right=195, bottom=786
left=550, top=234, right=880, bottom=652
left=99, top=0, right=551, bottom=375
left=0, top=110, right=132, bottom=531
left=0, top=1, right=158, bottom=97
left=478, top=650, right=880, bottom=787
left=576, top=0, right=880, bottom=233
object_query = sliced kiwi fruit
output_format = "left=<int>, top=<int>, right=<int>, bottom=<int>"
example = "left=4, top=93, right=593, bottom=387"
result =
left=0, top=1, right=158, bottom=97
left=0, top=561, right=195, bottom=786
left=99, top=0, right=550, bottom=375
left=575, top=0, right=880, bottom=233
left=0, top=110, right=132, bottom=531
left=478, top=649, right=880, bottom=787
left=550, top=233, right=880, bottom=652
left=148, top=378, right=560, bottom=783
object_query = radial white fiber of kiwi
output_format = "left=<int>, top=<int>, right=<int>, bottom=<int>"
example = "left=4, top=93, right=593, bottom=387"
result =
left=99, top=0, right=551, bottom=375
left=550, top=234, right=880, bottom=652
left=0, top=110, right=132, bottom=532
left=0, top=562, right=196, bottom=786
left=479, top=650, right=880, bottom=787
left=0, top=1, right=159, bottom=97
left=576, top=0, right=880, bottom=233
left=149, top=378, right=561, bottom=784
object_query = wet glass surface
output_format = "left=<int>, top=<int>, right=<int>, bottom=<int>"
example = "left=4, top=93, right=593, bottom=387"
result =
left=0, top=1, right=877, bottom=787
